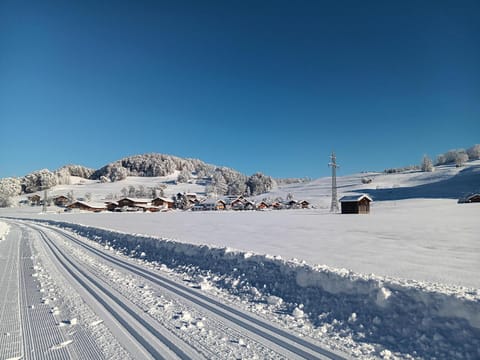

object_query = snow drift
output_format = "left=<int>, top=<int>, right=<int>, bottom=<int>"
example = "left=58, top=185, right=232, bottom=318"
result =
left=29, top=219, right=480, bottom=359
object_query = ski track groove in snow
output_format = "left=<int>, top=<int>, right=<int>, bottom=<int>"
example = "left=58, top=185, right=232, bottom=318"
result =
left=0, top=229, right=22, bottom=360
left=48, top=232, right=289, bottom=359
left=18, top=227, right=73, bottom=360
left=31, top=225, right=204, bottom=360
left=40, top=223, right=347, bottom=360
left=27, top=224, right=129, bottom=360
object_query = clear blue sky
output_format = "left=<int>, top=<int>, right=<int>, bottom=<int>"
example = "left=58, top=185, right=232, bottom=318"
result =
left=1, top=0, right=479, bottom=179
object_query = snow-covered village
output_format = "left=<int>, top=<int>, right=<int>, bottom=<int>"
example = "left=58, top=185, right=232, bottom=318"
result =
left=1, top=1, right=479, bottom=359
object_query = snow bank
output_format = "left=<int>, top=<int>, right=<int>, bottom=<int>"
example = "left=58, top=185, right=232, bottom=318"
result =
left=35, top=219, right=480, bottom=359
left=0, top=221, right=10, bottom=240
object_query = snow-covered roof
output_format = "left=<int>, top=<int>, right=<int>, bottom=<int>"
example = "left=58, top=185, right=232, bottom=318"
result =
left=202, top=199, right=225, bottom=205
left=120, top=197, right=151, bottom=203
left=153, top=197, right=174, bottom=203
left=69, top=201, right=106, bottom=209
left=339, top=194, right=372, bottom=202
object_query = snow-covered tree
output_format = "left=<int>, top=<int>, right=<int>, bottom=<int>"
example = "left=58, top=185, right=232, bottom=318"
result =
left=0, top=177, right=22, bottom=207
left=55, top=167, right=71, bottom=185
left=67, top=190, right=75, bottom=203
left=212, top=172, right=228, bottom=196
left=110, top=165, right=128, bottom=182
left=455, top=152, right=469, bottom=167
left=421, top=155, right=434, bottom=172
left=135, top=185, right=147, bottom=198
left=59, top=164, right=95, bottom=179
left=467, top=144, right=480, bottom=160
left=177, top=168, right=191, bottom=183
left=247, top=173, right=276, bottom=195
left=22, top=169, right=57, bottom=193
left=436, top=149, right=469, bottom=166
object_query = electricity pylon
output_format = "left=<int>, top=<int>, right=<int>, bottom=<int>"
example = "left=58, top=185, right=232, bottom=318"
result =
left=329, top=152, right=339, bottom=213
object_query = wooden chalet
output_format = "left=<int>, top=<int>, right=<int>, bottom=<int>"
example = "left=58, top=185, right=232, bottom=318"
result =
left=243, top=200, right=256, bottom=210
left=28, top=194, right=41, bottom=206
left=271, top=201, right=283, bottom=210
left=256, top=201, right=270, bottom=210
left=53, top=195, right=69, bottom=207
left=117, top=197, right=151, bottom=208
left=66, top=201, right=106, bottom=212
left=285, top=200, right=299, bottom=209
left=231, top=197, right=246, bottom=210
left=193, top=199, right=226, bottom=211
left=185, top=193, right=199, bottom=202
left=105, top=201, right=119, bottom=211
left=339, top=195, right=372, bottom=214
left=152, top=197, right=175, bottom=209
left=299, top=200, right=310, bottom=209
left=139, top=205, right=162, bottom=212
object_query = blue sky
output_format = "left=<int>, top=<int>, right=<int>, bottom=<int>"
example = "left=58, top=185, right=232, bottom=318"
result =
left=1, top=0, right=479, bottom=179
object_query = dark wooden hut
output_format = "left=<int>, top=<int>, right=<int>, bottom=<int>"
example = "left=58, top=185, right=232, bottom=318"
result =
left=339, top=195, right=372, bottom=214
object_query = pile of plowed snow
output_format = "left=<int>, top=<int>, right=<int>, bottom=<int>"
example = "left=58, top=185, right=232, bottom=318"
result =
left=0, top=221, right=9, bottom=240
left=33, top=220, right=480, bottom=359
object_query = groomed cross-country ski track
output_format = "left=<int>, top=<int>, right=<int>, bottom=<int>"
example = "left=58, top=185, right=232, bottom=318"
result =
left=0, top=219, right=347, bottom=360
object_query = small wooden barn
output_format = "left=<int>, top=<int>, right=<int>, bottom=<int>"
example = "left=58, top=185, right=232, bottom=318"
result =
left=339, top=195, right=372, bottom=214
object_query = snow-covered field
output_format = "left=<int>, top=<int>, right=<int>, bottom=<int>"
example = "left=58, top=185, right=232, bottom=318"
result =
left=3, top=199, right=479, bottom=289
left=1, top=161, right=479, bottom=359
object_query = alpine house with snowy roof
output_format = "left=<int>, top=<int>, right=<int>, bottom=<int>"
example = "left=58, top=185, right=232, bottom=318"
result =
left=339, top=194, right=372, bottom=214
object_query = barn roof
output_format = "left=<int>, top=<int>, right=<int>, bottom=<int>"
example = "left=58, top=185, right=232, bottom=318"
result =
left=53, top=195, right=69, bottom=199
left=339, top=194, right=372, bottom=202
left=68, top=201, right=106, bottom=209
left=119, top=197, right=151, bottom=203
left=153, top=197, right=174, bottom=203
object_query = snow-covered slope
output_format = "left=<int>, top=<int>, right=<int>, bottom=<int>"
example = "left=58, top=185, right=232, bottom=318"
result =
left=263, top=160, right=480, bottom=207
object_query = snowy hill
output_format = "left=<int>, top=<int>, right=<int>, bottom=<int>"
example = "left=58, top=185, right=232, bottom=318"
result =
left=259, top=160, right=480, bottom=207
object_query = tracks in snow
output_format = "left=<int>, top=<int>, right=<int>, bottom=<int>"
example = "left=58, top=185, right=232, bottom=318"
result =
left=28, top=222, right=347, bottom=360
left=32, top=225, right=200, bottom=360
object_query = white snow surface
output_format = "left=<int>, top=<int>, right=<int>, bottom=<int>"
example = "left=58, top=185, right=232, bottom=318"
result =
left=4, top=199, right=479, bottom=289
